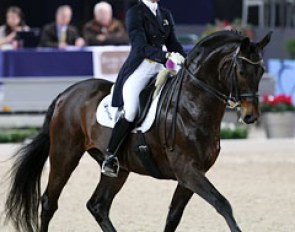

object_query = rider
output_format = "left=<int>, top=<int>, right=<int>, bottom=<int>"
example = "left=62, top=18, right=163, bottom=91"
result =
left=102, top=0, right=186, bottom=177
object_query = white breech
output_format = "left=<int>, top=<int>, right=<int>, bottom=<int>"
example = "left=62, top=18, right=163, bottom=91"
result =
left=122, top=59, right=164, bottom=122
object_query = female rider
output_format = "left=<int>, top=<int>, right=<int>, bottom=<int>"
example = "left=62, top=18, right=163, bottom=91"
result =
left=102, top=0, right=186, bottom=177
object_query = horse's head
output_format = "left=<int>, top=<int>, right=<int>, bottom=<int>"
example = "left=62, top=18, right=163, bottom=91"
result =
left=234, top=32, right=272, bottom=124
left=184, top=31, right=272, bottom=125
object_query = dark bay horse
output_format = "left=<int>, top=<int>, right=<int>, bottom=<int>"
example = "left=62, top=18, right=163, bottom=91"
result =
left=5, top=30, right=271, bottom=232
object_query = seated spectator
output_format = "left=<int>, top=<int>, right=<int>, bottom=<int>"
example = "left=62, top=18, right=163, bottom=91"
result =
left=39, top=5, right=84, bottom=48
left=0, top=6, right=29, bottom=50
left=83, top=2, right=128, bottom=46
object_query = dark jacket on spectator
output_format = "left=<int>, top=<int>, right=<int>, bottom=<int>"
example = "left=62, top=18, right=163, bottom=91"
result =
left=83, top=18, right=128, bottom=46
left=39, top=23, right=80, bottom=47
left=111, top=1, right=186, bottom=107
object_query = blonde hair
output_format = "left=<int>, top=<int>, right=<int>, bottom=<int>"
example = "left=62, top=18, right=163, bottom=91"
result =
left=94, top=2, right=112, bottom=14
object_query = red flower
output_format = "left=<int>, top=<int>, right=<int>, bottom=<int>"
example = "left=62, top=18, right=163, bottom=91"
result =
left=265, top=94, right=294, bottom=106
left=263, top=95, right=271, bottom=103
left=261, top=94, right=295, bottom=112
left=286, top=96, right=292, bottom=105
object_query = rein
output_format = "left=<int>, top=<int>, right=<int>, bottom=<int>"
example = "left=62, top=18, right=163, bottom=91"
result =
left=155, top=68, right=185, bottom=151
left=155, top=46, right=263, bottom=150
left=185, top=68, right=230, bottom=105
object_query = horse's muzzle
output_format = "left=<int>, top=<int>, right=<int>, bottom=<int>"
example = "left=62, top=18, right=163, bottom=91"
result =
left=242, top=114, right=257, bottom=124
left=238, top=102, right=260, bottom=124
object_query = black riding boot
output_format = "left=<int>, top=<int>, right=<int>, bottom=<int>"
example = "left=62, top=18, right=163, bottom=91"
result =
left=102, top=116, right=131, bottom=177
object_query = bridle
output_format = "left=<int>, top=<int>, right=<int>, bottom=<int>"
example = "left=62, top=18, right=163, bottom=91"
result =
left=184, top=46, right=264, bottom=110
left=156, top=44, right=264, bottom=151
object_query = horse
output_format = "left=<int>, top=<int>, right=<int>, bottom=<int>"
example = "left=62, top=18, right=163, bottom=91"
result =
left=5, top=30, right=271, bottom=232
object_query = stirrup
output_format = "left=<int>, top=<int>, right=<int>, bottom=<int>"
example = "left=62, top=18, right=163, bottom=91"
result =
left=101, top=155, right=120, bottom=178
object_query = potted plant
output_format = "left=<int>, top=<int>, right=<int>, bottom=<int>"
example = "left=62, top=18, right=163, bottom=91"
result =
left=220, top=122, right=248, bottom=139
left=286, top=39, right=295, bottom=58
left=261, top=94, right=295, bottom=138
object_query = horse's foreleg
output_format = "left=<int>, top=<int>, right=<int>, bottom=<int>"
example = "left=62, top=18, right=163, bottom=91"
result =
left=164, top=184, right=193, bottom=232
left=86, top=169, right=129, bottom=232
left=177, top=166, right=241, bottom=232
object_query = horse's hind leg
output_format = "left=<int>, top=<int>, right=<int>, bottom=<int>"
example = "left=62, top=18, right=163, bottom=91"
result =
left=164, top=184, right=193, bottom=232
left=177, top=168, right=241, bottom=232
left=40, top=143, right=84, bottom=232
left=86, top=167, right=129, bottom=232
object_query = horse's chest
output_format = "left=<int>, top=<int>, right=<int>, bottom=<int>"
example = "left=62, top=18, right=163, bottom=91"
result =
left=187, top=131, right=221, bottom=172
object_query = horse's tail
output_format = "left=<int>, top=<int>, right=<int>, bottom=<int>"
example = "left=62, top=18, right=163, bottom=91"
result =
left=5, top=96, right=58, bottom=232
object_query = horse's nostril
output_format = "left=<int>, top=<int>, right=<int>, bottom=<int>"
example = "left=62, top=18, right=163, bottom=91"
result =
left=244, top=114, right=256, bottom=124
left=244, top=115, right=251, bottom=120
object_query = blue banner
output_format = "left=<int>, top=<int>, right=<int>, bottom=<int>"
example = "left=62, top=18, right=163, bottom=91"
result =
left=268, top=59, right=295, bottom=102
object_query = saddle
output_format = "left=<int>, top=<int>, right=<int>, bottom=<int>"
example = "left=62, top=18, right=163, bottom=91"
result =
left=135, top=77, right=156, bottom=127
left=133, top=70, right=177, bottom=179
left=135, top=70, right=175, bottom=127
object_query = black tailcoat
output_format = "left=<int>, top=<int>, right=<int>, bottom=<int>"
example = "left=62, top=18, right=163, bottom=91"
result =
left=112, top=1, right=186, bottom=107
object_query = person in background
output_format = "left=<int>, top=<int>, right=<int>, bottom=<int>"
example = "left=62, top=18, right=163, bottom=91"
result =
left=39, top=5, right=84, bottom=48
left=83, top=1, right=128, bottom=46
left=0, top=6, right=29, bottom=50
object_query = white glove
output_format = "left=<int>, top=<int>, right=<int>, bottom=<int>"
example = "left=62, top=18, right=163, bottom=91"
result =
left=166, top=52, right=185, bottom=65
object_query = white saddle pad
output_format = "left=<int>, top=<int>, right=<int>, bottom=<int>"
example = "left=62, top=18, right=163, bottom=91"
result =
left=96, top=92, right=162, bottom=133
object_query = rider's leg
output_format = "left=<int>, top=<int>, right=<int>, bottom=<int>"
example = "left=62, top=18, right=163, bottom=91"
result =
left=123, top=60, right=164, bottom=122
left=101, top=114, right=131, bottom=177
left=102, top=60, right=164, bottom=177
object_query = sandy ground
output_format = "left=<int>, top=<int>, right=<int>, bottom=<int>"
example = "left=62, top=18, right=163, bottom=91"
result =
left=0, top=138, right=295, bottom=232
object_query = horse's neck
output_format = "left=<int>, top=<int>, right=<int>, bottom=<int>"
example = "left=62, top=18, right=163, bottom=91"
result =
left=178, top=44, right=239, bottom=129
left=179, top=72, right=227, bottom=129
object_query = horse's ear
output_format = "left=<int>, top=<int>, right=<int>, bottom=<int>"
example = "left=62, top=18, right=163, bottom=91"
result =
left=256, top=31, right=272, bottom=50
left=240, top=37, right=250, bottom=51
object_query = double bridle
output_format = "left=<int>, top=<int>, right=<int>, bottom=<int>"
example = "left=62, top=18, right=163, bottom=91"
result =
left=156, top=45, right=264, bottom=150
left=184, top=47, right=264, bottom=110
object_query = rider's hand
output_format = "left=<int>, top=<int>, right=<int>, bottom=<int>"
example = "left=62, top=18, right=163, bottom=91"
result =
left=165, top=58, right=177, bottom=70
left=165, top=52, right=185, bottom=71
left=166, top=52, right=185, bottom=65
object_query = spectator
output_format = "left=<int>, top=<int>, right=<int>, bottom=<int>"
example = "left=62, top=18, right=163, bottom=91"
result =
left=0, top=6, right=29, bottom=50
left=83, top=2, right=128, bottom=46
left=39, top=5, right=84, bottom=48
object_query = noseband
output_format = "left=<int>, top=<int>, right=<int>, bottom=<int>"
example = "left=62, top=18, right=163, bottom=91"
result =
left=184, top=47, right=263, bottom=109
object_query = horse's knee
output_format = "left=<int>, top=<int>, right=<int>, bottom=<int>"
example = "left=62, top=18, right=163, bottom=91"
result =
left=86, top=200, right=108, bottom=223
